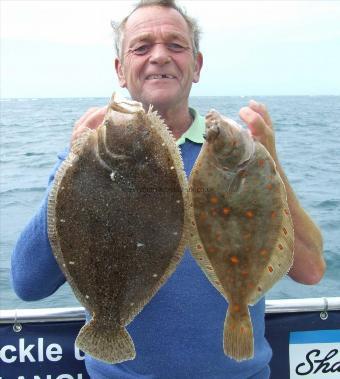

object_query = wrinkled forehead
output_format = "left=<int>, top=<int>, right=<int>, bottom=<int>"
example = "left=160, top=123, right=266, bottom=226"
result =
left=123, top=6, right=192, bottom=47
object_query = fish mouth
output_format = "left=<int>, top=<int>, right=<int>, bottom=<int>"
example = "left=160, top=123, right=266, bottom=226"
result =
left=145, top=74, right=176, bottom=80
left=204, top=123, right=220, bottom=142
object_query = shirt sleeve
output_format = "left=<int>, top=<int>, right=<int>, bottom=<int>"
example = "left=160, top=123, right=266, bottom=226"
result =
left=10, top=149, right=68, bottom=301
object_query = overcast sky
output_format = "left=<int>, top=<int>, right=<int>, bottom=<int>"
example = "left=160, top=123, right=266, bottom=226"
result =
left=1, top=0, right=340, bottom=98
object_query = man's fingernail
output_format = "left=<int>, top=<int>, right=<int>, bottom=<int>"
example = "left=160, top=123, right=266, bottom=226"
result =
left=250, top=100, right=258, bottom=107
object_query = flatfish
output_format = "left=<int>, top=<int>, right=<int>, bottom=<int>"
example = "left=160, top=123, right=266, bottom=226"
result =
left=47, top=93, right=188, bottom=363
left=188, top=109, right=294, bottom=361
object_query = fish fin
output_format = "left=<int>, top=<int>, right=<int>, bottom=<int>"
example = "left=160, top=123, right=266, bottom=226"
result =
left=76, top=317, right=136, bottom=364
left=139, top=111, right=187, bottom=315
left=187, top=157, right=226, bottom=297
left=71, top=127, right=95, bottom=156
left=224, top=303, right=254, bottom=361
left=187, top=195, right=226, bottom=298
left=47, top=147, right=93, bottom=309
left=249, top=176, right=294, bottom=305
left=122, top=110, right=188, bottom=326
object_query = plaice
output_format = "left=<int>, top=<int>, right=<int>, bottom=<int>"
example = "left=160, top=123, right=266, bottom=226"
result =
left=188, top=109, right=294, bottom=361
left=47, top=93, right=189, bottom=364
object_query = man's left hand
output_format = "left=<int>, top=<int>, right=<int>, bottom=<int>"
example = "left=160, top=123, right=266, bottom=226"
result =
left=239, top=100, right=278, bottom=163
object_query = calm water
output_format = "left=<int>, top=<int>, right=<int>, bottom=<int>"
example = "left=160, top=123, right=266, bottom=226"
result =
left=1, top=96, right=339, bottom=309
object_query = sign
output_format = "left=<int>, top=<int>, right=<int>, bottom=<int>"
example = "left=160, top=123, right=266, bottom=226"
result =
left=289, top=329, right=340, bottom=378
left=0, top=321, right=89, bottom=379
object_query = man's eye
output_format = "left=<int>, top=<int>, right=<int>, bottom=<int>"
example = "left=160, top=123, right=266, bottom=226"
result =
left=167, top=43, right=186, bottom=52
left=132, top=45, right=151, bottom=55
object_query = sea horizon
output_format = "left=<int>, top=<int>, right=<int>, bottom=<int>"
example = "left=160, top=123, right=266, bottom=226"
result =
left=1, top=94, right=340, bottom=101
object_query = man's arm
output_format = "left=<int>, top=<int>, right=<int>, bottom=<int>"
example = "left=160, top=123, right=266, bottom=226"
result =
left=10, top=154, right=67, bottom=300
left=11, top=106, right=108, bottom=301
left=239, top=100, right=325, bottom=285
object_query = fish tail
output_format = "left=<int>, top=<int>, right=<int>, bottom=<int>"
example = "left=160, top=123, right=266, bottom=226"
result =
left=76, top=317, right=136, bottom=364
left=223, top=303, right=254, bottom=361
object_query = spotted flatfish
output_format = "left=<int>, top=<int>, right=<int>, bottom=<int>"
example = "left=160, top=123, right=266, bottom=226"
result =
left=47, top=93, right=188, bottom=363
left=188, top=109, right=294, bottom=361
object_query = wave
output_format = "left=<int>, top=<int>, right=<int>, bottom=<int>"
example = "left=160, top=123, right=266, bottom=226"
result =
left=24, top=152, right=48, bottom=157
left=315, top=199, right=340, bottom=209
left=1, top=186, right=46, bottom=195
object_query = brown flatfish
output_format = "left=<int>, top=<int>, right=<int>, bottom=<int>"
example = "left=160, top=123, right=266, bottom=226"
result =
left=47, top=93, right=188, bottom=363
left=188, top=109, right=294, bottom=361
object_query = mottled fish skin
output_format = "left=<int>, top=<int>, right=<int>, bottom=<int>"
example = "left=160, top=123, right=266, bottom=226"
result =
left=188, top=109, right=294, bottom=361
left=47, top=93, right=188, bottom=364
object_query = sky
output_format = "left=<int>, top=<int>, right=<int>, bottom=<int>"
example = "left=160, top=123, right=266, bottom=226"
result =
left=1, top=0, right=340, bottom=98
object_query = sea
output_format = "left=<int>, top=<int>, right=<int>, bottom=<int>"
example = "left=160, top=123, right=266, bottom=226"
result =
left=1, top=95, right=339, bottom=310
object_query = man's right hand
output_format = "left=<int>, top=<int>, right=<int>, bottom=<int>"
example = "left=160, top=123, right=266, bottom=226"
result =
left=71, top=106, right=108, bottom=145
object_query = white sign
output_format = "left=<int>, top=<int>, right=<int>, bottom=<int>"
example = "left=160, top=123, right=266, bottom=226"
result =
left=289, top=330, right=340, bottom=378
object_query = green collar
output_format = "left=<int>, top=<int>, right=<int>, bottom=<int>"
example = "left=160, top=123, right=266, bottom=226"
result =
left=176, top=108, right=205, bottom=146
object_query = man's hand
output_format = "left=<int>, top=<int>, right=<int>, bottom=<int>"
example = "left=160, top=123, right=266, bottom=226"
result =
left=239, top=100, right=278, bottom=163
left=71, top=106, right=108, bottom=145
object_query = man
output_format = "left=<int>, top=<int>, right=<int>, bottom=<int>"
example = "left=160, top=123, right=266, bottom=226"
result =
left=11, top=1, right=325, bottom=378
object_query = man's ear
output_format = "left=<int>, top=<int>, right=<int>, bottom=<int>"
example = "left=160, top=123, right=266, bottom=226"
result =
left=193, top=52, right=203, bottom=83
left=115, top=58, right=127, bottom=88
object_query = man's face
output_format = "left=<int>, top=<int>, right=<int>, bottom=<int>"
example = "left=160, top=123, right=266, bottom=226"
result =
left=115, top=6, right=203, bottom=111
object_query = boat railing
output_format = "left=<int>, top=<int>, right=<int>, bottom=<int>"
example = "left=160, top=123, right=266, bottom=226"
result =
left=1, top=297, right=340, bottom=323
left=1, top=297, right=340, bottom=379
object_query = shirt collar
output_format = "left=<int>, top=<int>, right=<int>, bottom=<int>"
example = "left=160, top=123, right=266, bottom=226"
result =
left=176, top=108, right=205, bottom=146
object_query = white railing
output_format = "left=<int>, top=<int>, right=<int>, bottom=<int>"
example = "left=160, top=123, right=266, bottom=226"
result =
left=1, top=297, right=339, bottom=324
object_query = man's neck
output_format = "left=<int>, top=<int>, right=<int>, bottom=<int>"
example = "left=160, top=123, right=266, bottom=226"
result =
left=152, top=105, right=193, bottom=140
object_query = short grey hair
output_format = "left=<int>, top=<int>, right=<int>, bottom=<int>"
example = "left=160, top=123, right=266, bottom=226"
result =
left=111, top=0, right=201, bottom=59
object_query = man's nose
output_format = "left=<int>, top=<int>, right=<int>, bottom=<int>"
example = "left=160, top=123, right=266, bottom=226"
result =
left=149, top=43, right=171, bottom=65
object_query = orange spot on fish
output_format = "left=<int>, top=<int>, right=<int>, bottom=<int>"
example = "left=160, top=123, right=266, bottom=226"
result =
left=248, top=283, right=255, bottom=289
left=241, top=271, right=248, bottom=277
left=271, top=211, right=276, bottom=218
left=245, top=210, right=254, bottom=218
left=215, top=233, right=222, bottom=241
left=207, top=246, right=216, bottom=254
left=210, top=196, right=219, bottom=205
left=199, top=212, right=207, bottom=222
left=278, top=244, right=284, bottom=250
left=258, top=159, right=265, bottom=167
left=223, top=207, right=231, bottom=215
left=230, top=256, right=239, bottom=264
left=268, top=266, right=273, bottom=273
left=260, top=249, right=268, bottom=256
left=244, top=233, right=252, bottom=240
left=233, top=304, right=240, bottom=312
left=266, top=183, right=273, bottom=190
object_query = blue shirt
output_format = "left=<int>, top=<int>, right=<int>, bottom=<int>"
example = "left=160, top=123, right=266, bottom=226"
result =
left=11, top=109, right=272, bottom=379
